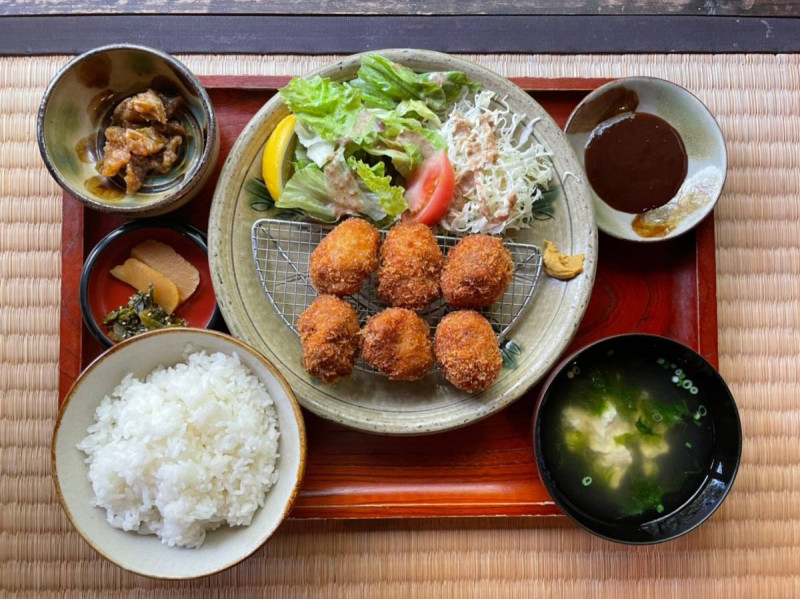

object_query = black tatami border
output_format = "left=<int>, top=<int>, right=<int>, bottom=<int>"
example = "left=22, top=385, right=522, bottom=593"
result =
left=1, top=14, right=798, bottom=55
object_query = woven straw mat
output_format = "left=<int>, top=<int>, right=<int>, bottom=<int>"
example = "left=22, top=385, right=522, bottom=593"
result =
left=0, top=54, right=798, bottom=598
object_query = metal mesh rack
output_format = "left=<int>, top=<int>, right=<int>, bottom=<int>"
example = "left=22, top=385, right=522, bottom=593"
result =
left=251, top=218, right=543, bottom=370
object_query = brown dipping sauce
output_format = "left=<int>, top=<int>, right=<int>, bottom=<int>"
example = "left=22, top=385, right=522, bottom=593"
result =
left=584, top=113, right=687, bottom=214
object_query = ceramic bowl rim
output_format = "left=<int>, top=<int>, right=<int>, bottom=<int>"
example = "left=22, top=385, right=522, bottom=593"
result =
left=564, top=76, right=728, bottom=243
left=36, top=43, right=218, bottom=215
left=532, top=332, right=742, bottom=545
left=50, top=327, right=307, bottom=580
left=79, top=219, right=223, bottom=348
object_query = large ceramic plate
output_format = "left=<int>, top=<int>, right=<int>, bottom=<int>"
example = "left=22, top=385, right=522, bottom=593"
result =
left=209, top=49, right=597, bottom=435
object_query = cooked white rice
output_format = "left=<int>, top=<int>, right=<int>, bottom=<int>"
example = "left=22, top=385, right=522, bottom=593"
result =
left=77, top=348, right=280, bottom=549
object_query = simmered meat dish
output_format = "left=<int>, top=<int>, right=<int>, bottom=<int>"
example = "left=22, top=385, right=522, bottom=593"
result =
left=96, top=89, right=186, bottom=194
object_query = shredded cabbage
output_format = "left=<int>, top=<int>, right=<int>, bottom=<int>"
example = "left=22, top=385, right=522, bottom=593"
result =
left=440, top=90, right=553, bottom=235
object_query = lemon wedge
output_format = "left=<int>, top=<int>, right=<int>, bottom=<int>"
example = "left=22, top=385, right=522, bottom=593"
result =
left=262, top=114, right=297, bottom=200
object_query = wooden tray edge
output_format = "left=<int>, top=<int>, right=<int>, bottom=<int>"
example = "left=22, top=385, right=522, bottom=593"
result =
left=56, top=75, right=720, bottom=520
left=59, top=198, right=84, bottom=403
left=695, top=215, right=719, bottom=368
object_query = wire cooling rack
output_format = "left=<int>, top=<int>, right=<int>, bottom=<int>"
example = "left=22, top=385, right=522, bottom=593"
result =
left=251, top=218, right=543, bottom=352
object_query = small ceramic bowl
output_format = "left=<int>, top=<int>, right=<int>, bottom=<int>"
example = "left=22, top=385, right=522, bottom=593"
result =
left=37, top=44, right=219, bottom=217
left=80, top=220, right=221, bottom=348
left=565, top=78, right=726, bottom=242
left=533, top=334, right=741, bottom=544
left=52, top=328, right=306, bottom=579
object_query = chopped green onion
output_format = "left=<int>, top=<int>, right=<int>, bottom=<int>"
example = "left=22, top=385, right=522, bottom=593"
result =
left=656, top=504, right=665, bottom=513
left=685, top=442, right=693, bottom=449
left=581, top=476, right=593, bottom=487
left=698, top=405, right=707, bottom=416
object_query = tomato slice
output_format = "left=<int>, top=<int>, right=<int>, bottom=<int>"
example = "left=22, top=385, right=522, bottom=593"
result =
left=402, top=151, right=455, bottom=226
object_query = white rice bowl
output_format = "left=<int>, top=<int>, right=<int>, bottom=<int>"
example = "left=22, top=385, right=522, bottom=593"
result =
left=77, top=348, right=280, bottom=549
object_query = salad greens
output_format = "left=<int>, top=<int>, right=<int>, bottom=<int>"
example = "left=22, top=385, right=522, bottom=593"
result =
left=268, top=53, right=557, bottom=233
left=276, top=149, right=408, bottom=224
left=348, top=158, right=408, bottom=216
left=350, top=54, right=479, bottom=112
left=275, top=54, right=478, bottom=223
left=280, top=77, right=364, bottom=142
left=277, top=164, right=340, bottom=223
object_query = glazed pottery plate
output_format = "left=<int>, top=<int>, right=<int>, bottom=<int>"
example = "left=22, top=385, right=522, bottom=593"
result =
left=38, top=44, right=219, bottom=217
left=208, top=49, right=597, bottom=435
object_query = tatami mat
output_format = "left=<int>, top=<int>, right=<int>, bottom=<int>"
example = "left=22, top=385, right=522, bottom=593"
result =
left=1, top=54, right=798, bottom=597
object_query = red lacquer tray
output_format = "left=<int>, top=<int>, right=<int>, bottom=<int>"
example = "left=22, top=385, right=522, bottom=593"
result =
left=58, top=76, right=718, bottom=518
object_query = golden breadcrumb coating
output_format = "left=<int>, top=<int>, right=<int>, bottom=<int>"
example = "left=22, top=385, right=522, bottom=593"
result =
left=440, top=234, right=513, bottom=309
left=376, top=222, right=443, bottom=310
left=297, top=295, right=360, bottom=384
left=309, top=218, right=380, bottom=296
left=434, top=310, right=502, bottom=393
left=360, top=307, right=434, bottom=381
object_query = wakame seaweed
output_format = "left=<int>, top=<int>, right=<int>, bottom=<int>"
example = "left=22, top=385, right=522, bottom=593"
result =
left=554, top=363, right=708, bottom=519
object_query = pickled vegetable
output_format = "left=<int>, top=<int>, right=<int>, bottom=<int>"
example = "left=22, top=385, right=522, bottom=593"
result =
left=102, top=286, right=187, bottom=342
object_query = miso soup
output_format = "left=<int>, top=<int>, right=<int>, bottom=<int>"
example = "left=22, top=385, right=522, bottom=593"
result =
left=539, top=344, right=715, bottom=524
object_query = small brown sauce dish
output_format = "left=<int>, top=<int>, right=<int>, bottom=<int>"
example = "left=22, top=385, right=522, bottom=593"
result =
left=565, top=77, right=727, bottom=242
